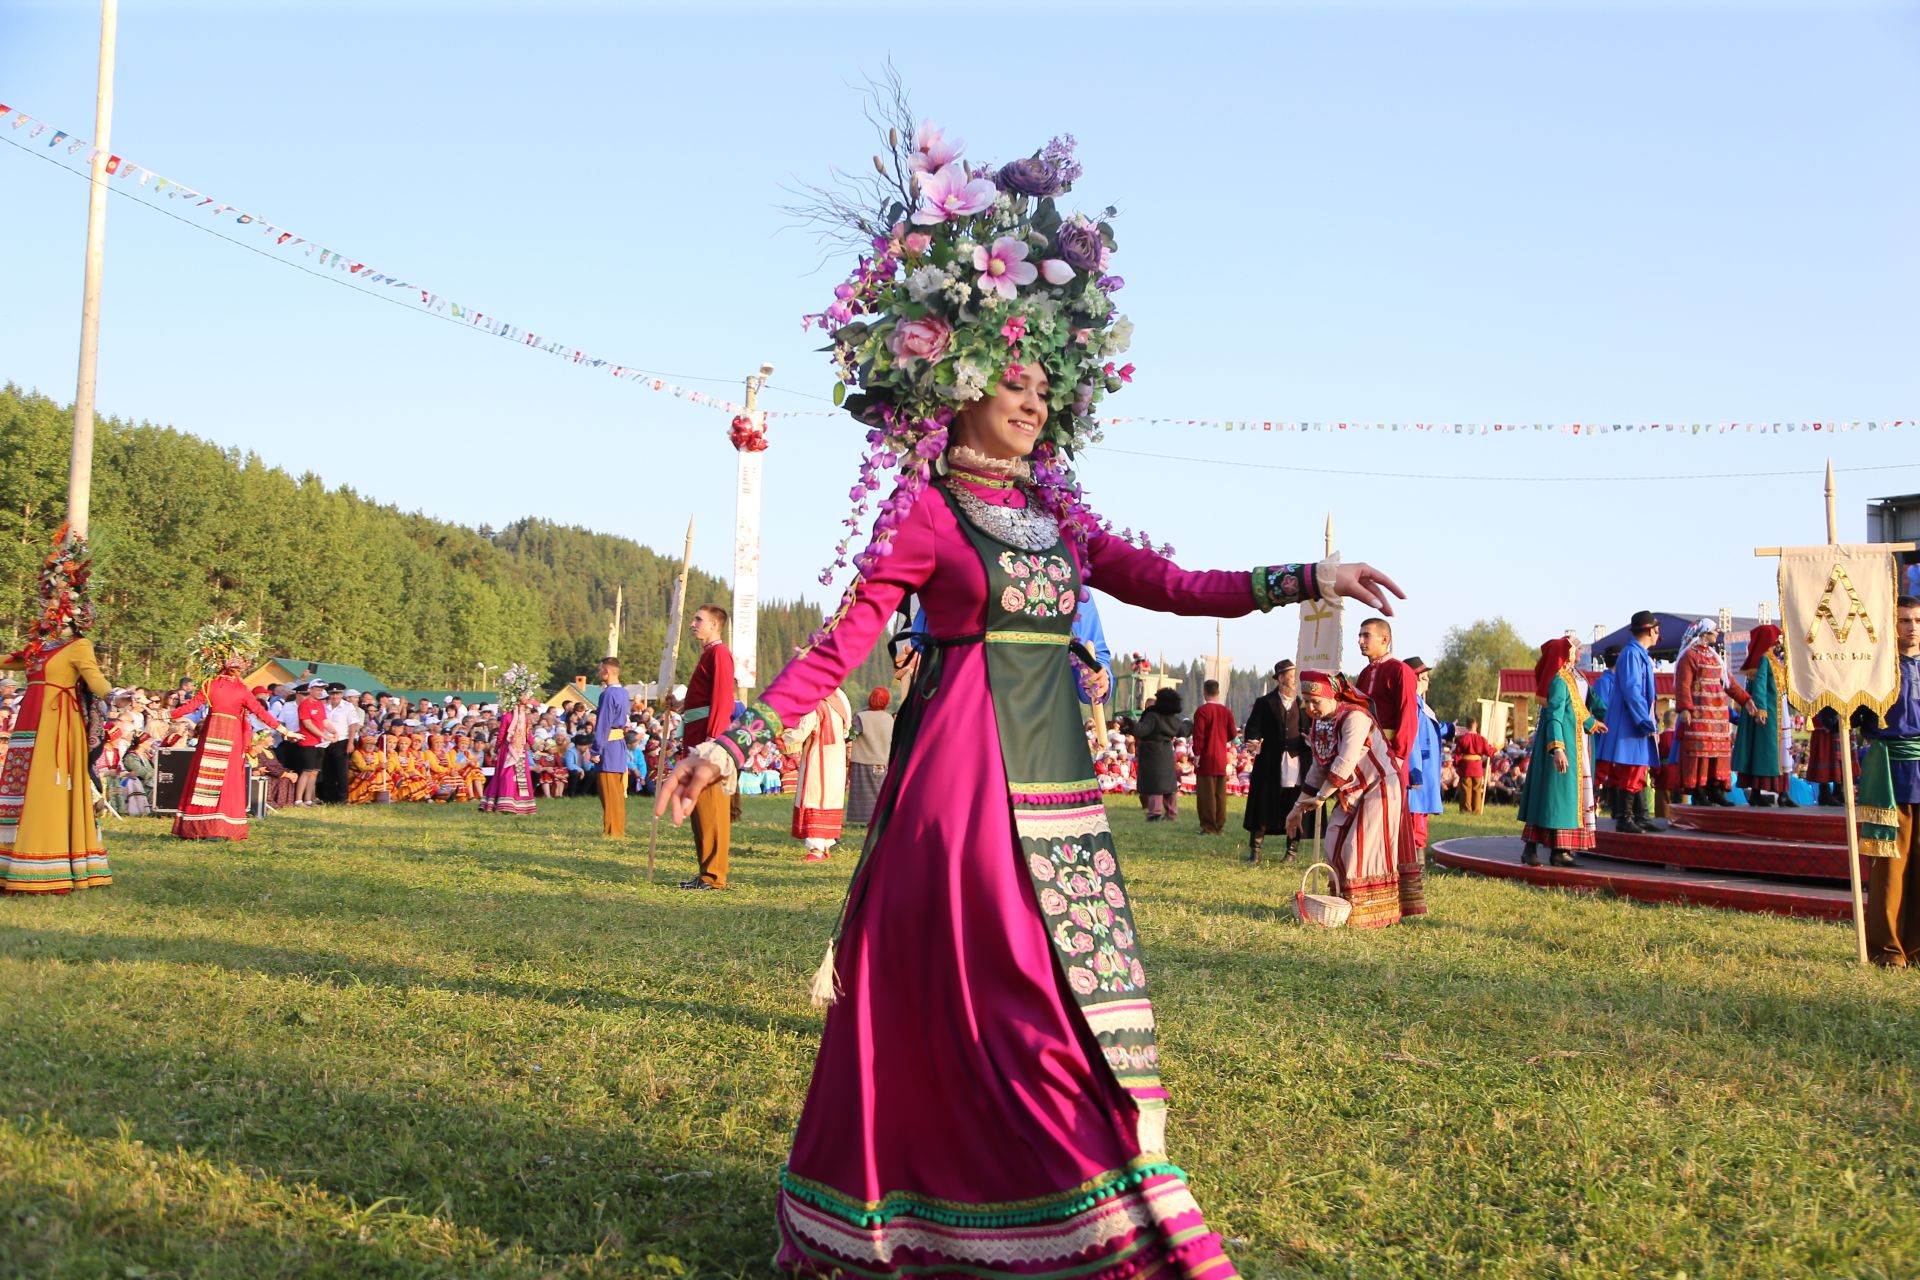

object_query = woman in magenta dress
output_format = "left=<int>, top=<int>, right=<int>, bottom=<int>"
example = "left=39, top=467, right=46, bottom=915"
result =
left=659, top=113, right=1403, bottom=1279
left=168, top=620, right=279, bottom=840
left=479, top=665, right=540, bottom=815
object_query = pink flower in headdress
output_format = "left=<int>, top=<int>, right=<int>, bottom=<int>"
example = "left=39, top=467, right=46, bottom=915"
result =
left=903, top=232, right=932, bottom=258
left=1000, top=315, right=1027, bottom=347
left=972, top=237, right=1036, bottom=300
left=909, top=120, right=964, bottom=174
left=887, top=316, right=952, bottom=367
left=912, top=163, right=996, bottom=225
left=1040, top=259, right=1075, bottom=286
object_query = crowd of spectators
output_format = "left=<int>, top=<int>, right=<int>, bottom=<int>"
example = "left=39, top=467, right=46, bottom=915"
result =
left=0, top=674, right=801, bottom=818
left=1086, top=713, right=1540, bottom=809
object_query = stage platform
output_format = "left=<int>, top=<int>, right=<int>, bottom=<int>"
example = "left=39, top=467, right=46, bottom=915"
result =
left=1432, top=837, right=1854, bottom=921
left=1666, top=804, right=1846, bottom=844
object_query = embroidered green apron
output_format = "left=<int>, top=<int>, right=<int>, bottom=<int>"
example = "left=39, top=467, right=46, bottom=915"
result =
left=938, top=484, right=1169, bottom=1154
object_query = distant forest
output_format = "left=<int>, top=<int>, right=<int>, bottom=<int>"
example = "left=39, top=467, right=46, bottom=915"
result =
left=0, top=384, right=895, bottom=696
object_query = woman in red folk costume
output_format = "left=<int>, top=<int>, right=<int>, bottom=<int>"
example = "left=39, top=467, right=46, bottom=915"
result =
left=1674, top=619, right=1738, bottom=807
left=658, top=99, right=1403, bottom=1280
left=1286, top=671, right=1415, bottom=927
left=168, top=619, right=281, bottom=840
left=0, top=526, right=112, bottom=893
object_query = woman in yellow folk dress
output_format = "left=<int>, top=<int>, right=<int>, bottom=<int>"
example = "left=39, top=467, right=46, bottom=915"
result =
left=394, top=734, right=437, bottom=803
left=451, top=734, right=486, bottom=799
left=424, top=734, right=463, bottom=802
left=348, top=731, right=391, bottom=803
left=0, top=527, right=114, bottom=894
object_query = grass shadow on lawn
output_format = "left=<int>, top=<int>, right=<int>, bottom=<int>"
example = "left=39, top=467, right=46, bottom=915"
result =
left=2, top=1031, right=780, bottom=1276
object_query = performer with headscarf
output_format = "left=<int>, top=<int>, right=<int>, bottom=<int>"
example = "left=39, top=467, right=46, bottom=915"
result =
left=845, top=688, right=893, bottom=826
left=1731, top=623, right=1789, bottom=806
left=1674, top=619, right=1737, bottom=806
left=783, top=687, right=854, bottom=861
left=1805, top=707, right=1844, bottom=806
left=347, top=730, right=391, bottom=804
left=1286, top=669, right=1414, bottom=926
left=478, top=664, right=540, bottom=815
left=168, top=618, right=280, bottom=840
left=1517, top=637, right=1607, bottom=866
left=0, top=526, right=113, bottom=892
left=655, top=111, right=1404, bottom=1280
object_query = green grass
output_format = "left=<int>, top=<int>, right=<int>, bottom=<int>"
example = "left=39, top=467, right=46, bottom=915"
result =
left=1, top=796, right=1916, bottom=1279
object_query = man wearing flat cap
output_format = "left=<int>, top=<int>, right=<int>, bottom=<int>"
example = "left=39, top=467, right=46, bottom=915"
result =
left=1241, top=660, right=1312, bottom=862
left=1608, top=611, right=1666, bottom=832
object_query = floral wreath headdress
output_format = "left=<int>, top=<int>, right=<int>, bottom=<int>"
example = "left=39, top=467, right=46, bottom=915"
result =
left=793, top=79, right=1164, bottom=605
left=7, top=523, right=95, bottom=664
left=186, top=616, right=265, bottom=687
left=500, top=662, right=543, bottom=707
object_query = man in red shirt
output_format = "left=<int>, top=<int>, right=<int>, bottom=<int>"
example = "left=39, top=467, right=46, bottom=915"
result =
left=1353, top=617, right=1418, bottom=786
left=1453, top=717, right=1493, bottom=814
left=1191, top=678, right=1237, bottom=836
left=680, top=603, right=736, bottom=890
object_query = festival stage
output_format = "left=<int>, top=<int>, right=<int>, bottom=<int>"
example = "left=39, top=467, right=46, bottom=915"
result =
left=1432, top=835, right=1855, bottom=921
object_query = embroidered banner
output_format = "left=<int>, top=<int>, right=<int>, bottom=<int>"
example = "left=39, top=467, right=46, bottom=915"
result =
left=1777, top=544, right=1902, bottom=719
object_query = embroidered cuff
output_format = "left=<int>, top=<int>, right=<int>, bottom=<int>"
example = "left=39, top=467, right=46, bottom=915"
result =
left=1549, top=740, right=1566, bottom=753
left=1252, top=561, right=1315, bottom=613
left=717, top=699, right=785, bottom=769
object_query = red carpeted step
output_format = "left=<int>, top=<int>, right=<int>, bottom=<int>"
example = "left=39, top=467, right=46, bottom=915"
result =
left=1593, top=827, right=1865, bottom=882
left=1665, top=806, right=1847, bottom=845
left=1432, top=837, right=1853, bottom=920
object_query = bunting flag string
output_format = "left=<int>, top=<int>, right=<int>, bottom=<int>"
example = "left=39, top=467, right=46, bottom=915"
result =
left=0, top=101, right=778, bottom=415
left=3, top=101, right=1906, bottom=438
left=1090, top=417, right=1910, bottom=436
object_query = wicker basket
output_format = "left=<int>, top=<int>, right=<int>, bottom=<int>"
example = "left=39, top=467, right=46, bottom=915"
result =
left=1295, top=861, right=1352, bottom=928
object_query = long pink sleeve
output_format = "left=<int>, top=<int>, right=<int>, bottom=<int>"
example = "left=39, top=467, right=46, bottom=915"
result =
left=741, top=490, right=941, bottom=751
left=1085, top=531, right=1318, bottom=618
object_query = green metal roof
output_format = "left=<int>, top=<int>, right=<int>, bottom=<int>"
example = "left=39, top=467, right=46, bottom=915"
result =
left=386, top=689, right=503, bottom=706
left=249, top=658, right=391, bottom=693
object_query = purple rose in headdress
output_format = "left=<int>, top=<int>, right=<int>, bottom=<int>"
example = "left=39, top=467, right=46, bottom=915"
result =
left=996, top=157, right=1065, bottom=198
left=1054, top=219, right=1105, bottom=274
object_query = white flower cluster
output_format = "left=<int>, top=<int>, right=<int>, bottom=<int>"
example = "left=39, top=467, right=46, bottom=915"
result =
left=904, top=265, right=951, bottom=303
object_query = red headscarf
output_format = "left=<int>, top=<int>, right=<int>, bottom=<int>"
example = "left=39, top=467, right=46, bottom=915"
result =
left=1299, top=669, right=1371, bottom=710
left=1742, top=625, right=1782, bottom=673
left=1534, top=637, right=1572, bottom=700
left=867, top=687, right=891, bottom=711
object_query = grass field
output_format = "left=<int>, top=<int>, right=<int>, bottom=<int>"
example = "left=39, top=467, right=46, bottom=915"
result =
left=2, top=794, right=1917, bottom=1279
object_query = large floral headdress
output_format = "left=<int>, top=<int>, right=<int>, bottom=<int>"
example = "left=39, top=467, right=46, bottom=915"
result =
left=186, top=616, right=265, bottom=686
left=793, top=81, right=1157, bottom=591
left=500, top=662, right=543, bottom=707
left=8, top=523, right=95, bottom=663
left=806, top=125, right=1130, bottom=452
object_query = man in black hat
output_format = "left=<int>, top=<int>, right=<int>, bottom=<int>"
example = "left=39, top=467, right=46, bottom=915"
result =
left=1241, top=659, right=1312, bottom=862
left=1609, top=610, right=1666, bottom=832
left=318, top=682, right=361, bottom=804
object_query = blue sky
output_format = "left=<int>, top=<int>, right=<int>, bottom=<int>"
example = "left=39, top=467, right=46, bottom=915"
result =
left=4, top=2, right=1917, bottom=679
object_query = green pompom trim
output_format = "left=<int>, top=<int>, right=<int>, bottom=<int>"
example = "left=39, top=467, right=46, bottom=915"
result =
left=779, top=1160, right=1188, bottom=1230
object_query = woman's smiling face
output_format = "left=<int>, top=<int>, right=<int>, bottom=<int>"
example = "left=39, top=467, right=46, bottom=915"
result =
left=953, top=367, right=1051, bottom=460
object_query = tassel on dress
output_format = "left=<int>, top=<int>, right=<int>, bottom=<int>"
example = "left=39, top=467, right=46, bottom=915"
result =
left=808, top=940, right=841, bottom=1008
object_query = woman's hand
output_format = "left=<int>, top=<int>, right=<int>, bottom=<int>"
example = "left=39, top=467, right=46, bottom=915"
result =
left=1592, top=722, right=1609, bottom=734
left=654, top=755, right=721, bottom=824
left=1285, top=803, right=1308, bottom=839
left=1082, top=667, right=1111, bottom=703
left=1332, top=562, right=1406, bottom=615
left=1553, top=746, right=1568, bottom=774
left=1751, top=707, right=1769, bottom=724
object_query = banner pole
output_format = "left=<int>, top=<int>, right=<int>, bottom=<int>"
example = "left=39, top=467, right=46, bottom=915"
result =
left=1825, top=460, right=1871, bottom=966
